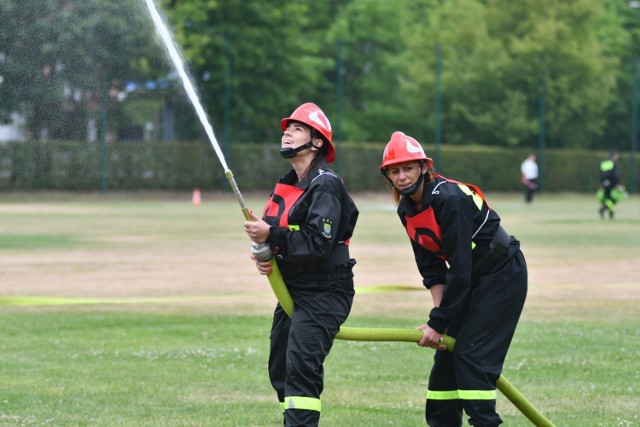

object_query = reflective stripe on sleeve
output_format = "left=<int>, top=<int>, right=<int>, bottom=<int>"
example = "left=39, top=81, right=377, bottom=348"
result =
left=284, top=396, right=322, bottom=412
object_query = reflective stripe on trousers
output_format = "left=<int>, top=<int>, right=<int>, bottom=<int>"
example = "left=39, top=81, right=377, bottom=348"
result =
left=427, top=389, right=497, bottom=400
left=283, top=396, right=322, bottom=412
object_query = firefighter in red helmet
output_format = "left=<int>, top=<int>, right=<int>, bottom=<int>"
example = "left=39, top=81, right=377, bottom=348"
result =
left=244, top=102, right=358, bottom=426
left=278, top=102, right=336, bottom=163
left=380, top=131, right=528, bottom=427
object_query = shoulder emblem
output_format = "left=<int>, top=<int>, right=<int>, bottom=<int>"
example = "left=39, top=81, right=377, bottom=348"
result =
left=321, top=217, right=333, bottom=239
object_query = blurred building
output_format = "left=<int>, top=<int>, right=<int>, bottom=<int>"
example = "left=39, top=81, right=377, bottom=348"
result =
left=0, top=113, right=26, bottom=142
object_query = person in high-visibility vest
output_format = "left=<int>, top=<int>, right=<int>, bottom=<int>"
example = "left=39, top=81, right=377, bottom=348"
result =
left=379, top=131, right=528, bottom=427
left=244, top=102, right=359, bottom=426
left=599, top=149, right=620, bottom=219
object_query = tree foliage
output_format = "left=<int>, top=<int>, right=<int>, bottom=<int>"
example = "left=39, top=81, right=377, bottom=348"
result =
left=162, top=0, right=341, bottom=142
left=404, top=0, right=622, bottom=149
left=1, top=0, right=639, bottom=151
left=0, top=0, right=166, bottom=139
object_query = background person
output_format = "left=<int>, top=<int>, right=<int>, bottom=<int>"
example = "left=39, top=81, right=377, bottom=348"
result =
left=379, top=131, right=528, bottom=427
left=520, top=153, right=538, bottom=203
left=599, top=149, right=620, bottom=219
left=243, top=102, right=359, bottom=426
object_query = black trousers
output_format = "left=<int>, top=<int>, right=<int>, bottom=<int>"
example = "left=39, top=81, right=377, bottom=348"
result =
left=524, top=179, right=537, bottom=203
left=268, top=274, right=354, bottom=427
left=426, top=242, right=528, bottom=427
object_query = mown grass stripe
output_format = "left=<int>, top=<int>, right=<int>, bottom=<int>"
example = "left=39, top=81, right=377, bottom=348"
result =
left=0, top=285, right=422, bottom=306
left=3, top=282, right=635, bottom=306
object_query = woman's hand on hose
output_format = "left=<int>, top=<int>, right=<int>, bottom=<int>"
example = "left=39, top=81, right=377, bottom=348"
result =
left=250, top=254, right=273, bottom=276
left=243, top=211, right=270, bottom=243
left=417, top=324, right=447, bottom=351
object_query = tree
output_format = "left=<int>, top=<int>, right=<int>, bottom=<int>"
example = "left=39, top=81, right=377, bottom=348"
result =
left=404, top=0, right=620, bottom=149
left=601, top=0, right=640, bottom=149
left=324, top=0, right=424, bottom=142
left=162, top=0, right=341, bottom=143
left=0, top=0, right=167, bottom=140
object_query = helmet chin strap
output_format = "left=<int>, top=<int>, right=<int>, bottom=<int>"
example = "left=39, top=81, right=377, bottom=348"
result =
left=398, top=172, right=425, bottom=197
left=279, top=140, right=314, bottom=159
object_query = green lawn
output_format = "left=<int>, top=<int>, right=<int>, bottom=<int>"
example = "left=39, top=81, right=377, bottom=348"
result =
left=1, top=191, right=638, bottom=426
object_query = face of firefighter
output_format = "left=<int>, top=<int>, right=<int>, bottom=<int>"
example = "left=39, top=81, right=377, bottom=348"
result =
left=281, top=121, right=322, bottom=160
left=386, top=161, right=427, bottom=198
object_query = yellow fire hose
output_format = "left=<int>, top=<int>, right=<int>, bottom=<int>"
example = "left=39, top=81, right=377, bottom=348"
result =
left=227, top=170, right=554, bottom=427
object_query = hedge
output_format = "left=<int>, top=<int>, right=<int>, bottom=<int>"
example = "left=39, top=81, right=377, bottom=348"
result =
left=0, top=140, right=636, bottom=194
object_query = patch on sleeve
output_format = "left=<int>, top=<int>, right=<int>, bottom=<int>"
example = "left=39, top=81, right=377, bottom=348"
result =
left=321, top=217, right=333, bottom=239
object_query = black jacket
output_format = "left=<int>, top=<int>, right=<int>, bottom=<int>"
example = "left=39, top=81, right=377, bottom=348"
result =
left=398, top=175, right=502, bottom=333
left=263, top=160, right=359, bottom=278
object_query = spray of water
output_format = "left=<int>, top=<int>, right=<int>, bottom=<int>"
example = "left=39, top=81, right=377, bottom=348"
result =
left=142, top=0, right=229, bottom=172
left=142, top=0, right=255, bottom=219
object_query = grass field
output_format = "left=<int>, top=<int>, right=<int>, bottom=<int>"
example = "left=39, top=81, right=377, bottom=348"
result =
left=1, top=190, right=638, bottom=426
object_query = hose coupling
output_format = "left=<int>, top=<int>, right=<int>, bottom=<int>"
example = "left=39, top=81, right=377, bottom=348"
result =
left=251, top=242, right=273, bottom=262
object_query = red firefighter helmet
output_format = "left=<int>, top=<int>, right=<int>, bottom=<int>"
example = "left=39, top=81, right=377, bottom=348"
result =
left=380, top=131, right=433, bottom=171
left=280, top=102, right=335, bottom=163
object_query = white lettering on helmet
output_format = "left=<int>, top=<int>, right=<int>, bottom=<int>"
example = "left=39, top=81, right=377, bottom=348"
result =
left=309, top=111, right=331, bottom=132
left=405, top=138, right=424, bottom=154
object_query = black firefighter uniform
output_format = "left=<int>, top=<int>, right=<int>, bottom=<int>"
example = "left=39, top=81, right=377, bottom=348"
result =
left=261, top=160, right=358, bottom=426
left=398, top=174, right=528, bottom=427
